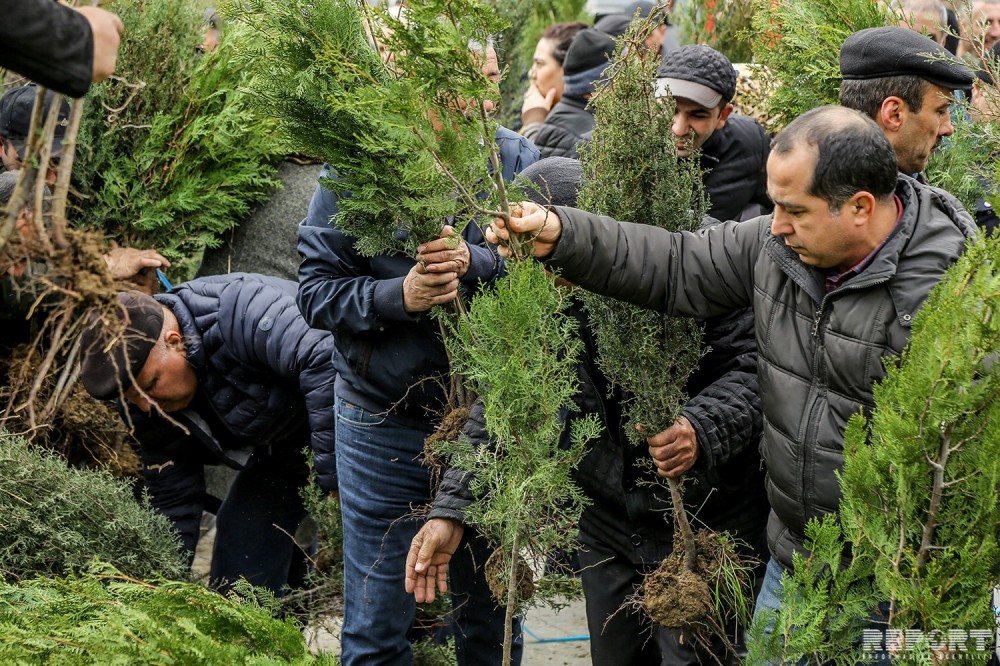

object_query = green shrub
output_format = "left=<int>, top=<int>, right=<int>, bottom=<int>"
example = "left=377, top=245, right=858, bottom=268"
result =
left=749, top=0, right=891, bottom=131
left=73, top=0, right=281, bottom=279
left=0, top=432, right=187, bottom=581
left=0, top=562, right=337, bottom=665
left=676, top=0, right=755, bottom=64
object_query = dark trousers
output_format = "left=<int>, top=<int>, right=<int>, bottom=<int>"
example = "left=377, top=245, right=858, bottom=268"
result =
left=209, top=446, right=310, bottom=595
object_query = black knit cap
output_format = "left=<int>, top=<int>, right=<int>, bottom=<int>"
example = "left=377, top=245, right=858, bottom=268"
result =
left=562, top=28, right=617, bottom=78
left=840, top=27, right=974, bottom=89
left=593, top=14, right=632, bottom=38
left=517, top=157, right=583, bottom=208
left=80, top=291, right=165, bottom=400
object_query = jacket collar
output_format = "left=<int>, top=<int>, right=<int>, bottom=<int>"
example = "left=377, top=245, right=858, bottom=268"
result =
left=762, top=175, right=975, bottom=318
left=155, top=291, right=206, bottom=373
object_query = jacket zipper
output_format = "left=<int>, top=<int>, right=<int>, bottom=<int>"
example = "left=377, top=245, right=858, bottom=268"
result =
left=800, top=276, right=890, bottom=524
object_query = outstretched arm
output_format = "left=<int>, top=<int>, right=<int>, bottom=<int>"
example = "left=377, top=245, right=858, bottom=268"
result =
left=0, top=0, right=122, bottom=97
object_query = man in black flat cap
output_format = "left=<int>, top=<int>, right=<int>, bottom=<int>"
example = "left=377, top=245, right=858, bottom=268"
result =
left=839, top=25, right=975, bottom=177
left=78, top=275, right=337, bottom=596
left=0, top=84, right=71, bottom=186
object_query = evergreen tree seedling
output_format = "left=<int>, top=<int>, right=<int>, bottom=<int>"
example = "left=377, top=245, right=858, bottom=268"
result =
left=576, top=20, right=754, bottom=658
left=232, top=3, right=596, bottom=662
left=440, top=258, right=599, bottom=665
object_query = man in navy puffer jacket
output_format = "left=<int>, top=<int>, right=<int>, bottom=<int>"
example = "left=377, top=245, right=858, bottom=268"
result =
left=297, top=124, right=537, bottom=664
left=79, top=273, right=336, bottom=595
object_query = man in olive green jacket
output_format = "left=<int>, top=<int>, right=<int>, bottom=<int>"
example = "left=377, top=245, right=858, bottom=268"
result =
left=465, top=105, right=976, bottom=628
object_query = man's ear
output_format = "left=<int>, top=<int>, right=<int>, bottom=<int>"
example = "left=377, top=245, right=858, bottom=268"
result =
left=163, top=328, right=185, bottom=352
left=847, top=191, right=877, bottom=225
left=877, top=96, right=906, bottom=133
left=716, top=103, right=735, bottom=129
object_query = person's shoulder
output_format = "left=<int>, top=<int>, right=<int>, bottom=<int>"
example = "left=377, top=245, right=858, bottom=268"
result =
left=495, top=125, right=539, bottom=157
left=904, top=175, right=977, bottom=238
left=720, top=114, right=768, bottom=148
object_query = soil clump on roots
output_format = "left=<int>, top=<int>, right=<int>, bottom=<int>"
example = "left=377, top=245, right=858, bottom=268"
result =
left=485, top=547, right=535, bottom=605
left=643, top=529, right=745, bottom=629
left=1, top=230, right=137, bottom=476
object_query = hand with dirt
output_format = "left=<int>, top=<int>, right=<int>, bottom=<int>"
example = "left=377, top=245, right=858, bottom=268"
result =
left=405, top=518, right=464, bottom=603
left=104, top=247, right=170, bottom=292
left=402, top=263, right=459, bottom=313
left=417, top=226, right=470, bottom=277
left=486, top=202, right=562, bottom=259
left=647, top=416, right=700, bottom=478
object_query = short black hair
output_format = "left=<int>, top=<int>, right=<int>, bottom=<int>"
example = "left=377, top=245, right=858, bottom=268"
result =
left=772, top=105, right=898, bottom=210
left=838, top=74, right=929, bottom=119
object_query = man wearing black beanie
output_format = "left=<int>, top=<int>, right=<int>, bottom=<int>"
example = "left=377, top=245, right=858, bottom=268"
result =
left=532, top=28, right=616, bottom=160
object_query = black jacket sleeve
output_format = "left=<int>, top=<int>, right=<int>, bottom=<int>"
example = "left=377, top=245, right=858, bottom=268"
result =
left=427, top=400, right=489, bottom=523
left=682, top=306, right=762, bottom=479
left=126, top=410, right=211, bottom=557
left=0, top=0, right=94, bottom=98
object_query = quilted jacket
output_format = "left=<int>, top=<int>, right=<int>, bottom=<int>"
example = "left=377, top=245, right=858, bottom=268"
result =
left=125, top=273, right=337, bottom=551
left=543, top=175, right=975, bottom=568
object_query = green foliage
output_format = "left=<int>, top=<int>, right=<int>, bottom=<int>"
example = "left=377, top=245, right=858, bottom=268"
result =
left=441, top=260, right=599, bottom=606
left=749, top=0, right=892, bottom=131
left=74, top=0, right=281, bottom=279
left=0, top=562, right=336, bottom=665
left=0, top=432, right=187, bottom=582
left=925, top=113, right=993, bottom=216
left=576, top=31, right=707, bottom=440
left=750, top=237, right=1000, bottom=665
left=413, top=637, right=459, bottom=666
left=746, top=516, right=875, bottom=666
left=839, top=236, right=1000, bottom=660
left=493, top=0, right=590, bottom=129
left=281, top=450, right=343, bottom=620
left=229, top=0, right=507, bottom=258
left=676, top=0, right=756, bottom=64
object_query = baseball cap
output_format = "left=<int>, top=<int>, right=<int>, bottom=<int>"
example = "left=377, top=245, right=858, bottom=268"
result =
left=0, top=84, right=71, bottom=160
left=656, top=44, right=737, bottom=107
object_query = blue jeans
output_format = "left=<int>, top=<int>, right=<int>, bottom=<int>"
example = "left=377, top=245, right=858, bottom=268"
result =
left=753, top=558, right=890, bottom=666
left=335, top=397, right=522, bottom=666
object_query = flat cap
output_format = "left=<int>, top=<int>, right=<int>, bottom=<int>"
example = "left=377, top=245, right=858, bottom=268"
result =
left=840, top=26, right=974, bottom=89
left=80, top=291, right=165, bottom=400
left=656, top=44, right=736, bottom=106
left=0, top=84, right=71, bottom=160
